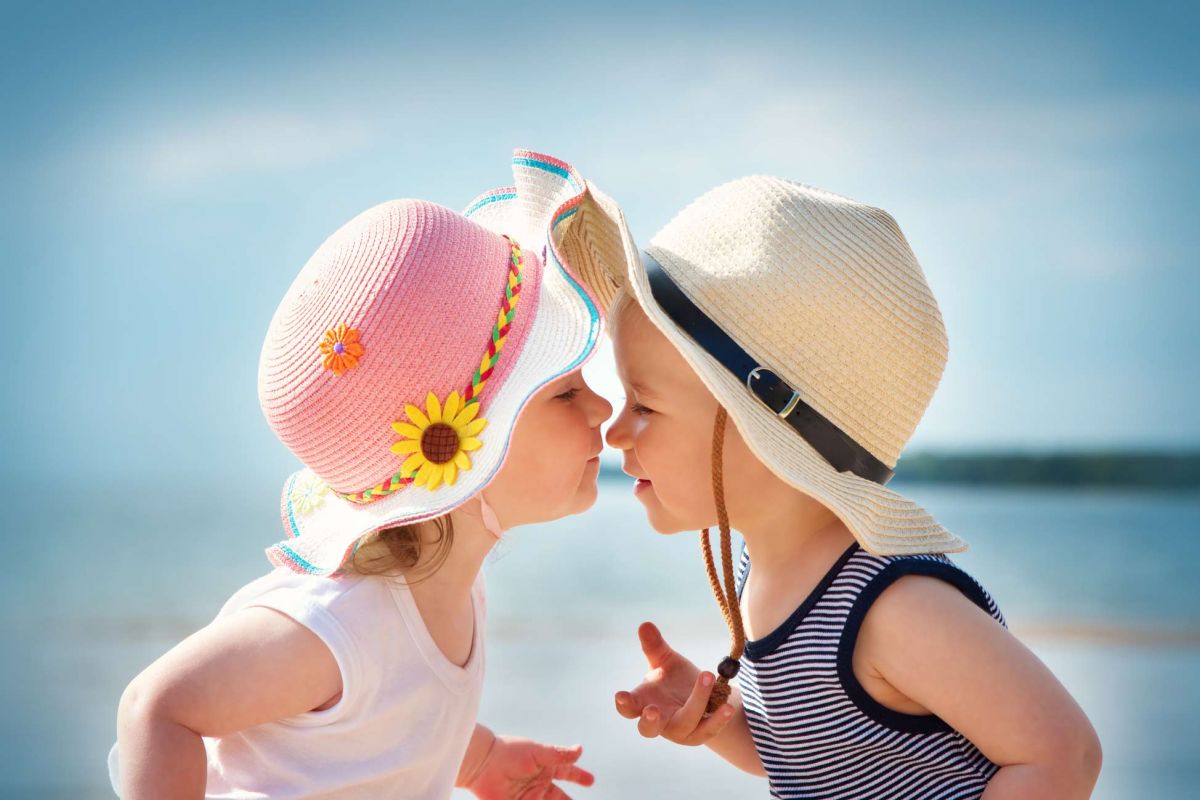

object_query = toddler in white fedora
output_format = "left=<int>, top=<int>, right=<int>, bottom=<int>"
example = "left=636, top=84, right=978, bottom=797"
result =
left=595, top=176, right=1101, bottom=799
left=108, top=151, right=638, bottom=799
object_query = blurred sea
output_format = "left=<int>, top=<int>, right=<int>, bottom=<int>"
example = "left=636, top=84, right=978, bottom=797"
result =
left=1, top=476, right=1197, bottom=799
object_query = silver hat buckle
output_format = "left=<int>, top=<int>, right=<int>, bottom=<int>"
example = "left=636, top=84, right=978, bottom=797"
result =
left=747, top=366, right=802, bottom=419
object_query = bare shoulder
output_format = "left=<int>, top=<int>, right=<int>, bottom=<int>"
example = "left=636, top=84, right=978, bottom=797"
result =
left=870, top=571, right=991, bottom=622
left=217, top=605, right=343, bottom=663
left=852, top=569, right=1100, bottom=783
left=857, top=570, right=1008, bottom=664
left=122, top=605, right=343, bottom=736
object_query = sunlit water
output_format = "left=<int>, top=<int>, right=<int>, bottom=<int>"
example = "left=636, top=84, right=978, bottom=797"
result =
left=2, top=478, right=1196, bottom=798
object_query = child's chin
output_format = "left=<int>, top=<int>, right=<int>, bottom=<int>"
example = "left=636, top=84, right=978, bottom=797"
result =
left=558, top=481, right=599, bottom=517
left=645, top=509, right=696, bottom=535
left=573, top=485, right=599, bottom=512
left=637, top=492, right=698, bottom=534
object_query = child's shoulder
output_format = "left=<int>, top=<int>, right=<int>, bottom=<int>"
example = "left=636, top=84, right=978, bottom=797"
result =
left=216, top=567, right=401, bottom=639
left=842, top=546, right=1006, bottom=632
left=736, top=540, right=1003, bottom=628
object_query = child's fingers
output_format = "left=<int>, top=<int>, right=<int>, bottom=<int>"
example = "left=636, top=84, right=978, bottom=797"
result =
left=549, top=743, right=584, bottom=763
left=662, top=671, right=715, bottom=741
left=636, top=704, right=667, bottom=738
left=551, top=762, right=595, bottom=786
left=614, top=691, right=642, bottom=719
left=542, top=786, right=573, bottom=800
left=682, top=702, right=736, bottom=746
left=637, top=621, right=674, bottom=668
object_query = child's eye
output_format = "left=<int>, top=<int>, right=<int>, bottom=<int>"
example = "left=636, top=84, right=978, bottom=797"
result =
left=555, top=387, right=581, bottom=401
left=629, top=401, right=655, bottom=416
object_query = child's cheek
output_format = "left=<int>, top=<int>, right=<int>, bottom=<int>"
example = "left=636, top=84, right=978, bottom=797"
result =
left=631, top=414, right=650, bottom=438
left=553, top=415, right=587, bottom=468
left=632, top=417, right=661, bottom=476
left=641, top=429, right=700, bottom=517
left=677, top=451, right=714, bottom=518
left=568, top=407, right=596, bottom=461
left=562, top=409, right=597, bottom=485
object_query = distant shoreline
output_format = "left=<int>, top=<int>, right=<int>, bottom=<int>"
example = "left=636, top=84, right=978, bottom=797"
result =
left=892, top=451, right=1200, bottom=488
left=602, top=452, right=1200, bottom=488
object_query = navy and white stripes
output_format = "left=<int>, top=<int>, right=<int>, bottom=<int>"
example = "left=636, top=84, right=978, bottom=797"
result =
left=736, top=542, right=1006, bottom=799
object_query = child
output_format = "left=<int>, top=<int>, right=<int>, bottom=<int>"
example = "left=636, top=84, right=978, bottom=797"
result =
left=108, top=150, right=638, bottom=799
left=596, top=176, right=1102, bottom=798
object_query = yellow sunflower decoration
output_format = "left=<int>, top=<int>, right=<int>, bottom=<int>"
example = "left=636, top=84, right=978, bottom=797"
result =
left=390, top=390, right=487, bottom=490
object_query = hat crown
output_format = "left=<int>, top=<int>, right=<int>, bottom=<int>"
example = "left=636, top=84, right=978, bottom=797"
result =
left=257, top=199, right=541, bottom=493
left=647, top=175, right=948, bottom=467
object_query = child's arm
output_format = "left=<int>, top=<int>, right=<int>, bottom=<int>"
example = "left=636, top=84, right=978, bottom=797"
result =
left=455, top=723, right=596, bottom=798
left=457, top=724, right=500, bottom=788
left=614, top=622, right=766, bottom=776
left=705, top=686, right=764, bottom=775
left=858, top=576, right=1102, bottom=799
left=117, top=606, right=342, bottom=800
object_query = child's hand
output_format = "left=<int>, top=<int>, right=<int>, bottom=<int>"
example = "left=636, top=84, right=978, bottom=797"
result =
left=613, top=621, right=735, bottom=746
left=463, top=734, right=594, bottom=800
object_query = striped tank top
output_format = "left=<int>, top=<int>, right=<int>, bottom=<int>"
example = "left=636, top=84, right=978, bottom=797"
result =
left=735, top=541, right=1006, bottom=800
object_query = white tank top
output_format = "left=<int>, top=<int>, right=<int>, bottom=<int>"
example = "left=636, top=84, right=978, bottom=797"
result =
left=108, top=566, right=486, bottom=799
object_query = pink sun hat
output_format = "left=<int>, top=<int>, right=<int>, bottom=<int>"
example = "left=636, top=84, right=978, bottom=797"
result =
left=257, top=150, right=638, bottom=576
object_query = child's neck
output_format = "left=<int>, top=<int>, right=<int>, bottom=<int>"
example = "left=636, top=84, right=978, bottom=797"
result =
left=738, top=495, right=855, bottom=574
left=411, top=498, right=499, bottom=600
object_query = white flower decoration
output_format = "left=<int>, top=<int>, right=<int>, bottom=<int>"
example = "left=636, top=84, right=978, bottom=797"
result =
left=291, top=472, right=330, bottom=515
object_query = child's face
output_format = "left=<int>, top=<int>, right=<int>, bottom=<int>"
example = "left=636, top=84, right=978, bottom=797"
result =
left=606, top=300, right=783, bottom=534
left=485, top=370, right=612, bottom=527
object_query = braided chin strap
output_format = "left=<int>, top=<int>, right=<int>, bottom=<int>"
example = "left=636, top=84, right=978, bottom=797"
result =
left=702, top=406, right=746, bottom=714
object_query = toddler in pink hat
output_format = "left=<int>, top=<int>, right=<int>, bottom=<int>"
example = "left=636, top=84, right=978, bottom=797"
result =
left=107, top=150, right=638, bottom=799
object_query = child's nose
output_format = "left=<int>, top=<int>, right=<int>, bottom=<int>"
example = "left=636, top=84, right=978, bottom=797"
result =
left=605, top=408, right=631, bottom=450
left=590, top=392, right=614, bottom=426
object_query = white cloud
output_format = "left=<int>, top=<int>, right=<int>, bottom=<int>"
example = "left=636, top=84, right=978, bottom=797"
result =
left=136, top=111, right=377, bottom=184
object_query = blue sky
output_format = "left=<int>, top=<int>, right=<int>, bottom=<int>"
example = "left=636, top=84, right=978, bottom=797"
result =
left=2, top=1, right=1197, bottom=489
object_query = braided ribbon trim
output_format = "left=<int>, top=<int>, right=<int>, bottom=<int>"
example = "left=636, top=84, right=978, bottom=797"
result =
left=465, top=235, right=525, bottom=404
left=333, top=236, right=526, bottom=505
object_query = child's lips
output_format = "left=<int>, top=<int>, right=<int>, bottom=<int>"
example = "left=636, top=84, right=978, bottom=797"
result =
left=634, top=478, right=653, bottom=493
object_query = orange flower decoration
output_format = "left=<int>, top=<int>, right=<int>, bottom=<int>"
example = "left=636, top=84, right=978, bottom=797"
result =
left=319, top=323, right=364, bottom=376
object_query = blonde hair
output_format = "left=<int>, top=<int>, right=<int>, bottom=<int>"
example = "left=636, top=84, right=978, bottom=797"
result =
left=341, top=515, right=455, bottom=583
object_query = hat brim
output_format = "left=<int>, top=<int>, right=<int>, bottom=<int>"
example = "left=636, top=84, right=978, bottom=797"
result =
left=627, top=246, right=968, bottom=556
left=267, top=151, right=638, bottom=576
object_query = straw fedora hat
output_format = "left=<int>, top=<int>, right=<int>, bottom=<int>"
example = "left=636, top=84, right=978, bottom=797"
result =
left=257, top=150, right=638, bottom=575
left=592, top=175, right=966, bottom=556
